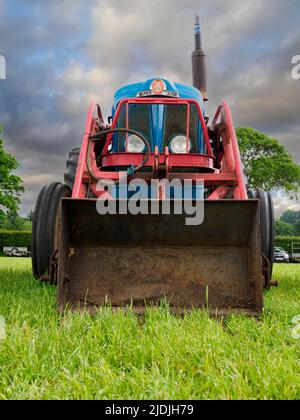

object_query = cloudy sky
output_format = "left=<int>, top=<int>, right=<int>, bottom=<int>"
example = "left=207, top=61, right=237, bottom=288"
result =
left=0, top=0, right=299, bottom=216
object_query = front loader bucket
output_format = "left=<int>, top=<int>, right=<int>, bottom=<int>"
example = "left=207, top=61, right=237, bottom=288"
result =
left=58, top=199, right=263, bottom=316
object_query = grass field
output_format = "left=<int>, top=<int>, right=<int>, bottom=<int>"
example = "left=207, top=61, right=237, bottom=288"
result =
left=0, top=258, right=299, bottom=400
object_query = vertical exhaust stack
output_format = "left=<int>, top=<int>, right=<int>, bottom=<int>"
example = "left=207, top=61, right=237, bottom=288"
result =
left=192, top=16, right=208, bottom=101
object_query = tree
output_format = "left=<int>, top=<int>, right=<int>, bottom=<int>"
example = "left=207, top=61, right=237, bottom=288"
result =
left=295, top=220, right=300, bottom=236
left=0, top=210, right=32, bottom=231
left=0, top=126, right=24, bottom=221
left=236, top=128, right=300, bottom=196
left=275, top=220, right=295, bottom=236
left=27, top=210, right=34, bottom=223
left=275, top=210, right=300, bottom=237
left=281, top=210, right=300, bottom=225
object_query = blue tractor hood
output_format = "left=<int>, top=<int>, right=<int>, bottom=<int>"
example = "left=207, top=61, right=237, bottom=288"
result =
left=110, top=78, right=206, bottom=156
left=113, top=78, right=204, bottom=110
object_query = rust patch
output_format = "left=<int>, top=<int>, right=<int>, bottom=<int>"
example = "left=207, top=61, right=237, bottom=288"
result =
left=57, top=199, right=263, bottom=316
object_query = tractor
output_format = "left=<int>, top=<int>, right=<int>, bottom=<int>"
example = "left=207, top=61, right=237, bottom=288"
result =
left=32, top=17, right=275, bottom=315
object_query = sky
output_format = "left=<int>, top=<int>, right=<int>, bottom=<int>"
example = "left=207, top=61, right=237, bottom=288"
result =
left=0, top=0, right=299, bottom=217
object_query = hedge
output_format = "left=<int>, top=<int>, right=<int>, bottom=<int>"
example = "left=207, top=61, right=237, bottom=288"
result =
left=275, top=236, right=300, bottom=254
left=0, top=230, right=32, bottom=250
left=0, top=230, right=299, bottom=255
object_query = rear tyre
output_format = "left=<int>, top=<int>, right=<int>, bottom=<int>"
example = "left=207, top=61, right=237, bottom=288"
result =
left=248, top=189, right=275, bottom=279
left=64, top=147, right=80, bottom=191
left=32, top=183, right=71, bottom=280
left=64, top=146, right=95, bottom=198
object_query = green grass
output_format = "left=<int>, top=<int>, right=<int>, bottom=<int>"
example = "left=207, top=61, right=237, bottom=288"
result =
left=0, top=258, right=299, bottom=400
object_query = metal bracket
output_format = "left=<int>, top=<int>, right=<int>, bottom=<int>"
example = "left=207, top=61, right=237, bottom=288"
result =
left=49, top=249, right=59, bottom=286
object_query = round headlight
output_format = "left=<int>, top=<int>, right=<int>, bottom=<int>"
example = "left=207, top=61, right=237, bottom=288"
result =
left=169, top=135, right=192, bottom=154
left=126, top=135, right=145, bottom=153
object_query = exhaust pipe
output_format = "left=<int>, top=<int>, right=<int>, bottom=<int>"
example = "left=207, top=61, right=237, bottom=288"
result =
left=192, top=15, right=208, bottom=101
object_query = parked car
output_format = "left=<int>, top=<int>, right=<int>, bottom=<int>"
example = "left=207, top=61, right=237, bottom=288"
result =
left=274, top=247, right=289, bottom=263
left=3, top=247, right=31, bottom=258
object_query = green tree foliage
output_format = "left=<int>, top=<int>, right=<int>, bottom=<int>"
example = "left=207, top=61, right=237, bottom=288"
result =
left=0, top=126, right=24, bottom=221
left=27, top=210, right=34, bottom=223
left=295, top=220, right=300, bottom=236
left=236, top=128, right=300, bottom=196
left=281, top=210, right=300, bottom=225
left=275, top=210, right=300, bottom=237
left=275, top=220, right=295, bottom=236
left=0, top=211, right=32, bottom=231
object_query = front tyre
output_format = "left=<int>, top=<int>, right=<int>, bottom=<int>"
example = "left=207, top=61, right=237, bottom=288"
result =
left=32, top=183, right=71, bottom=281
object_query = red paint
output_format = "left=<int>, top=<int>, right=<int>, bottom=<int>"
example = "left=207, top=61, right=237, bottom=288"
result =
left=207, top=186, right=231, bottom=200
left=223, top=102, right=247, bottom=200
left=125, top=102, right=129, bottom=152
left=72, top=102, right=95, bottom=199
left=101, top=153, right=214, bottom=170
left=212, top=102, right=247, bottom=200
left=73, top=97, right=247, bottom=202
left=103, top=98, right=213, bottom=158
left=151, top=79, right=166, bottom=95
left=186, top=103, right=191, bottom=153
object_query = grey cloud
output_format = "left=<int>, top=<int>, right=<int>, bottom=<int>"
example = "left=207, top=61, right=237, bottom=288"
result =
left=0, top=0, right=299, bottom=216
left=273, top=192, right=300, bottom=218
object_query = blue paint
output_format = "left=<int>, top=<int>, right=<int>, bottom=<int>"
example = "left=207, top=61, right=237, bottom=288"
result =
left=113, top=78, right=203, bottom=108
left=151, top=105, right=165, bottom=152
left=194, top=24, right=201, bottom=34
left=111, top=77, right=205, bottom=156
left=113, top=183, right=204, bottom=200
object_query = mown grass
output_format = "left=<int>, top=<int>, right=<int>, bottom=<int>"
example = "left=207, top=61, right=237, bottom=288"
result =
left=0, top=257, right=299, bottom=400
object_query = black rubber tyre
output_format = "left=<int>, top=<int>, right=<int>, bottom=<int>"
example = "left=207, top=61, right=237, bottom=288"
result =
left=32, top=183, right=71, bottom=279
left=64, top=147, right=80, bottom=191
left=64, top=146, right=95, bottom=198
left=248, top=189, right=275, bottom=276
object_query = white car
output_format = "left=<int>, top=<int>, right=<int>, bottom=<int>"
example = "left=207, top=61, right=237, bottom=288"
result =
left=4, top=247, right=31, bottom=258
left=274, top=247, right=289, bottom=263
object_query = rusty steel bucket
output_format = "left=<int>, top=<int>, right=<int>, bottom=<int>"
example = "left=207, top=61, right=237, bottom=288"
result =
left=57, top=199, right=263, bottom=316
